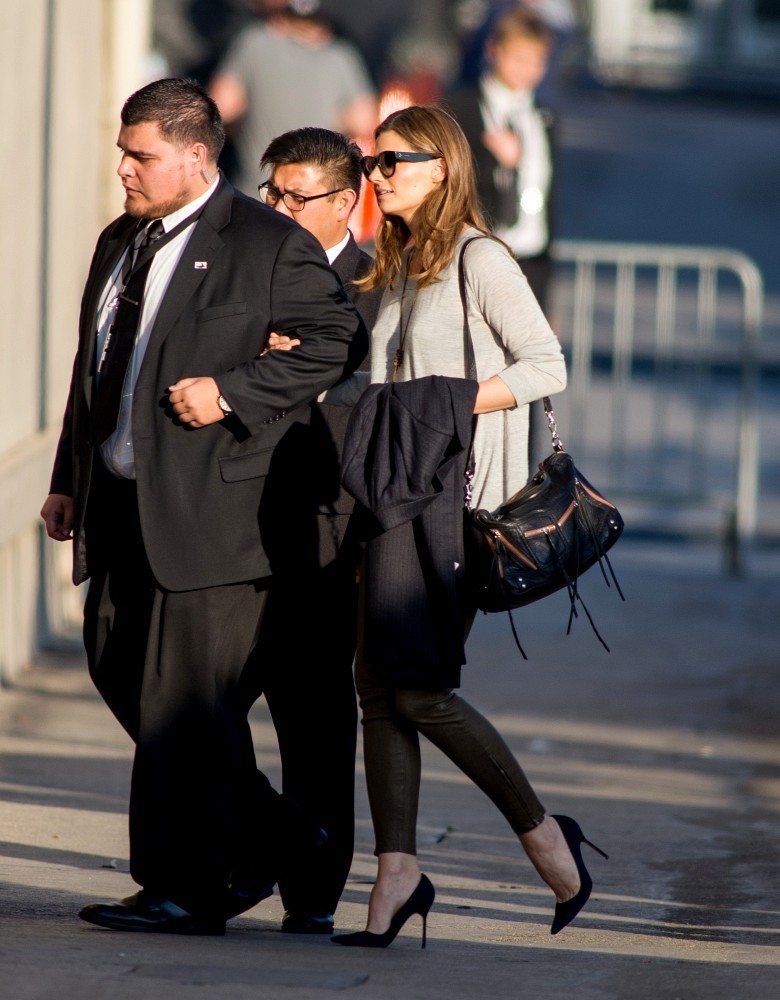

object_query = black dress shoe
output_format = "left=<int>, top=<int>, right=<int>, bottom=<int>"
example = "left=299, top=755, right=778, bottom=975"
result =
left=281, top=910, right=334, bottom=935
left=79, top=891, right=225, bottom=935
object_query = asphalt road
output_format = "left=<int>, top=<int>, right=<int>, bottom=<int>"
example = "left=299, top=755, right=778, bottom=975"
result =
left=2, top=71, right=779, bottom=1000
left=554, top=85, right=780, bottom=300
left=1, top=540, right=779, bottom=999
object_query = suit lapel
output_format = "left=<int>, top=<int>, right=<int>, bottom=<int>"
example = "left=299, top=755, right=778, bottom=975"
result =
left=142, top=180, right=233, bottom=356
left=144, top=219, right=224, bottom=350
left=332, top=233, right=360, bottom=285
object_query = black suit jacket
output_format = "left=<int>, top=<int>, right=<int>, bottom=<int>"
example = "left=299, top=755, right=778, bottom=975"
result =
left=311, top=233, right=382, bottom=518
left=341, top=376, right=479, bottom=688
left=332, top=232, right=381, bottom=339
left=51, top=177, right=364, bottom=590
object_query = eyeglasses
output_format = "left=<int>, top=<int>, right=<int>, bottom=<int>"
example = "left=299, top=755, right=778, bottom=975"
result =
left=360, top=151, right=441, bottom=180
left=258, top=181, right=345, bottom=212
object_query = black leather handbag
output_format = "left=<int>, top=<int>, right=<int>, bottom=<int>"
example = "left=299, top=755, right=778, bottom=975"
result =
left=458, top=238, right=625, bottom=655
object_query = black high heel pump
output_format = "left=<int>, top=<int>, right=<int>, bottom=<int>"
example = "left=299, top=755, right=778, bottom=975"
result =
left=331, top=874, right=435, bottom=949
left=550, top=814, right=608, bottom=935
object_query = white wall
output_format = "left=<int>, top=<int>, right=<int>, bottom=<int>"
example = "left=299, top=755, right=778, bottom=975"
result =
left=0, top=0, right=152, bottom=685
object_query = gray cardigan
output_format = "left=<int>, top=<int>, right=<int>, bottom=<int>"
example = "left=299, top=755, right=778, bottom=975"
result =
left=369, top=228, right=567, bottom=510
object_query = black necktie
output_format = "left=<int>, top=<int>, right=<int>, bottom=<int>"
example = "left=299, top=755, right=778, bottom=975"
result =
left=92, top=219, right=165, bottom=445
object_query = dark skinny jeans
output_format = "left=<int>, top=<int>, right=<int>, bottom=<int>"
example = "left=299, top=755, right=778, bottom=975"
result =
left=355, top=656, right=546, bottom=856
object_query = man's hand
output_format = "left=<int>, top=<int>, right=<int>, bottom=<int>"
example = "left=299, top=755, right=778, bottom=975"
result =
left=260, top=331, right=301, bottom=355
left=168, top=376, right=224, bottom=427
left=41, top=494, right=74, bottom=541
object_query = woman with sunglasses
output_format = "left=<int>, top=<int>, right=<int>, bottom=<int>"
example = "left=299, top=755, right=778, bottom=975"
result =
left=331, top=105, right=607, bottom=949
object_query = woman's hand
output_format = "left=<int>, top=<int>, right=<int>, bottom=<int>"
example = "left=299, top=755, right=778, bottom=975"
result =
left=474, top=375, right=517, bottom=414
left=260, top=331, right=301, bottom=355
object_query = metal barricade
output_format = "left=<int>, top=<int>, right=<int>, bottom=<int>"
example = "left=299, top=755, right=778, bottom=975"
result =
left=548, top=240, right=764, bottom=572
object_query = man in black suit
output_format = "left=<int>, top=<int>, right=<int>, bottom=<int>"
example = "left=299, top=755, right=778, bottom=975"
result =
left=253, top=128, right=380, bottom=935
left=40, top=79, right=364, bottom=935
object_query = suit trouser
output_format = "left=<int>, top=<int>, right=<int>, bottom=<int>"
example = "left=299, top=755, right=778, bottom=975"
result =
left=83, top=462, right=357, bottom=917
left=246, top=511, right=358, bottom=916
left=83, top=464, right=292, bottom=917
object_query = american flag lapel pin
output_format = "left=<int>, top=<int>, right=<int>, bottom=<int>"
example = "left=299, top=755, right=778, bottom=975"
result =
left=194, top=261, right=208, bottom=269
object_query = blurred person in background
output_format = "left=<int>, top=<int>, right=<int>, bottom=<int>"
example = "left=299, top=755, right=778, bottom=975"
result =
left=152, top=0, right=251, bottom=82
left=458, top=0, right=578, bottom=108
left=449, top=5, right=556, bottom=311
left=210, top=0, right=377, bottom=197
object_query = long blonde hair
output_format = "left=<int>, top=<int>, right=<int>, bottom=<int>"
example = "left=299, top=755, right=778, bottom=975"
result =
left=359, top=105, right=490, bottom=290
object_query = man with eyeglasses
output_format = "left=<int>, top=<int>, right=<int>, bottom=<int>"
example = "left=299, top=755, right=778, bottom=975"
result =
left=259, top=128, right=380, bottom=338
left=247, top=126, right=381, bottom=936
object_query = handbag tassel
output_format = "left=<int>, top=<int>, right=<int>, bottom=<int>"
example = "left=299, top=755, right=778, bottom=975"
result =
left=575, top=486, right=626, bottom=601
left=492, top=539, right=529, bottom=659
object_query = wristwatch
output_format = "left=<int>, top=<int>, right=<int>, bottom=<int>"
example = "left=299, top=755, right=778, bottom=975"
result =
left=217, top=393, right=233, bottom=415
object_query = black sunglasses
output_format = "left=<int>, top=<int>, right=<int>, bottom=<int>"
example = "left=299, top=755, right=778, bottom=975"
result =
left=258, top=181, right=345, bottom=212
left=360, top=151, right=441, bottom=180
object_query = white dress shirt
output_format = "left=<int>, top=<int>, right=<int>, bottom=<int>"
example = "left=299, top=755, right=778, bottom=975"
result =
left=96, top=176, right=220, bottom=479
left=325, top=229, right=351, bottom=265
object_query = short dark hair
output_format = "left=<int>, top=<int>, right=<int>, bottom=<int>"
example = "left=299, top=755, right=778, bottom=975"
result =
left=489, top=7, right=553, bottom=49
left=260, top=127, right=363, bottom=196
left=121, top=77, right=225, bottom=161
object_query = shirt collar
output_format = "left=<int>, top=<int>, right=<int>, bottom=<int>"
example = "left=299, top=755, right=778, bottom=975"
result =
left=157, top=172, right=221, bottom=233
left=481, top=74, right=534, bottom=118
left=325, top=229, right=351, bottom=265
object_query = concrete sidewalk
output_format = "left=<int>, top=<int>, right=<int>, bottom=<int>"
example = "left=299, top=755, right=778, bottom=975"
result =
left=1, top=540, right=779, bottom=999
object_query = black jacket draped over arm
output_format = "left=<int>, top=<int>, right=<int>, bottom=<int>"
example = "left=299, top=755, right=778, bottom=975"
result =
left=342, top=376, right=479, bottom=689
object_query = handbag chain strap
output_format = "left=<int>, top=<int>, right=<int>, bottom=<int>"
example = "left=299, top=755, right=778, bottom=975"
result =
left=543, top=395, right=565, bottom=452
left=458, top=237, right=564, bottom=510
